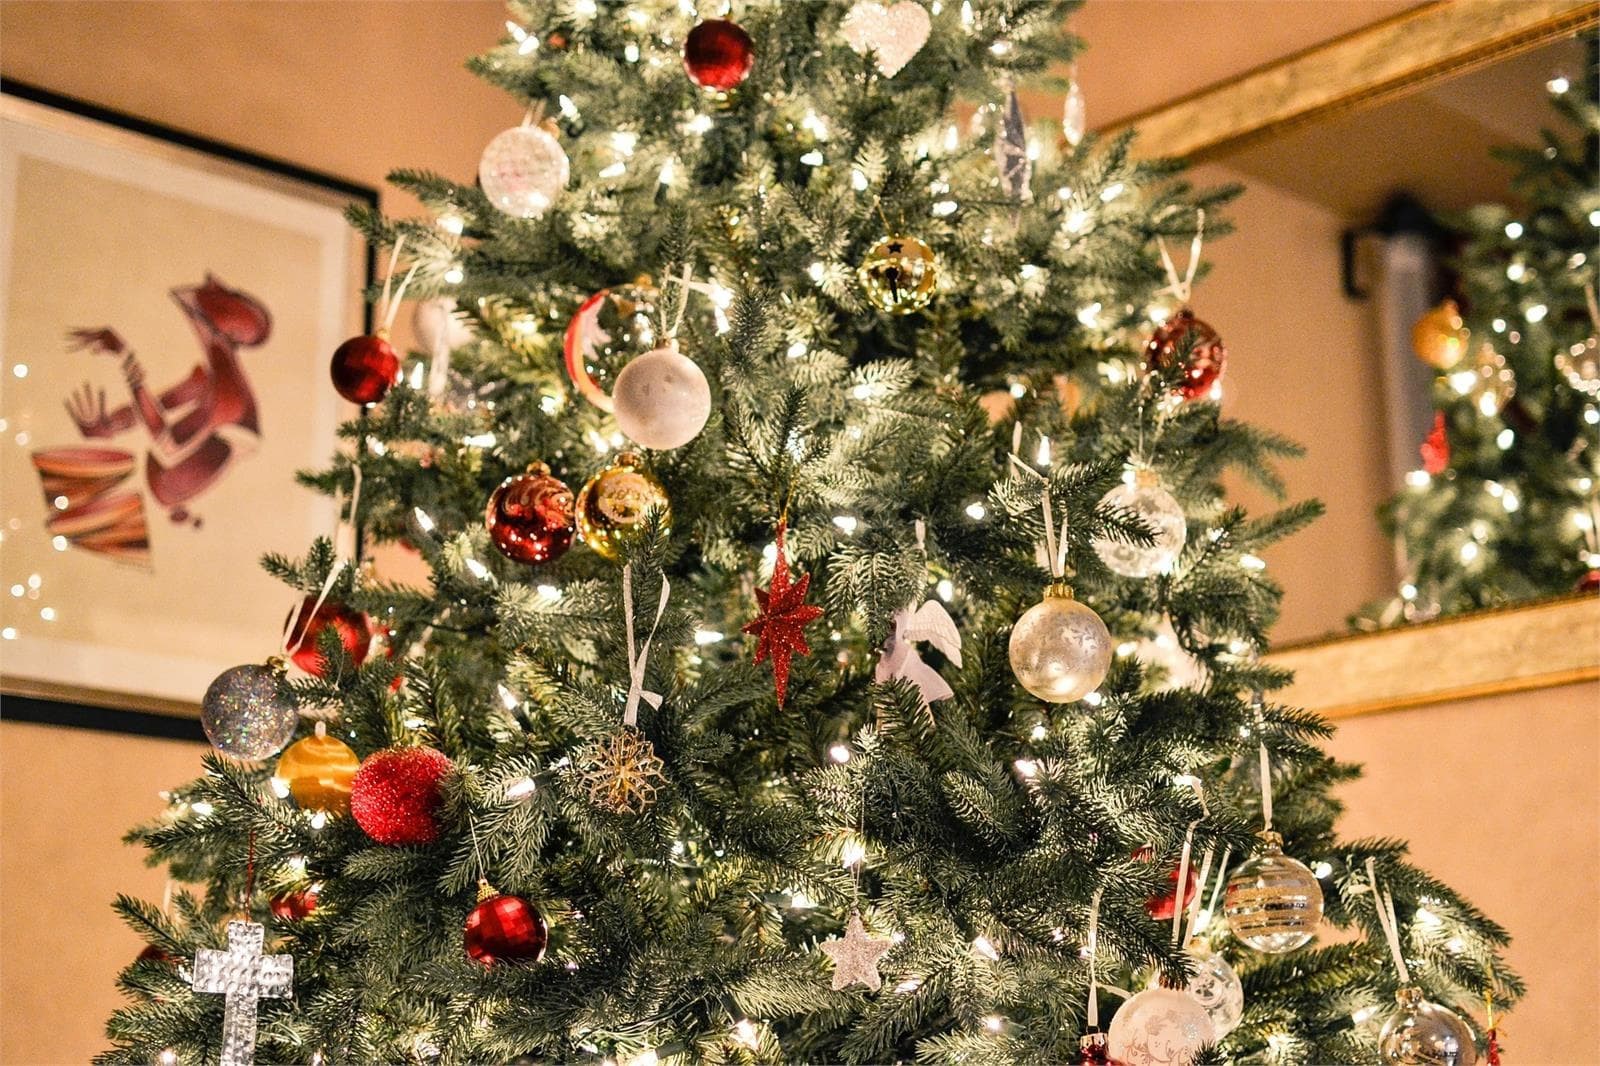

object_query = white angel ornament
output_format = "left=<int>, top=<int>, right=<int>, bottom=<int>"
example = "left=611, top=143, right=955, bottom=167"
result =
left=875, top=598, right=963, bottom=708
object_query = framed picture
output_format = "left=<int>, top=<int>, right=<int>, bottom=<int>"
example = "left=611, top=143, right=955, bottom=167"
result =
left=0, top=83, right=374, bottom=721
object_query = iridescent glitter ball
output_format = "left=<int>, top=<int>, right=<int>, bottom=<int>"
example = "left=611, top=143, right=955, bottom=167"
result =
left=201, top=661, right=299, bottom=760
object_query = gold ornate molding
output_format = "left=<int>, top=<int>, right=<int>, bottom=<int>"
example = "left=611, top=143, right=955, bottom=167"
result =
left=1266, top=593, right=1600, bottom=720
left=1105, top=0, right=1600, bottom=162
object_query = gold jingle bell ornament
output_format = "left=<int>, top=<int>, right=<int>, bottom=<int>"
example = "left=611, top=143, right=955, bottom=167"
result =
left=1222, top=830, right=1324, bottom=953
left=1008, top=580, right=1113, bottom=704
left=575, top=451, right=671, bottom=561
left=1411, top=299, right=1469, bottom=370
left=858, top=235, right=938, bottom=314
left=274, top=721, right=361, bottom=815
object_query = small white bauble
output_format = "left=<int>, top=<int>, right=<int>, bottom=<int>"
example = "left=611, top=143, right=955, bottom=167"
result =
left=479, top=124, right=569, bottom=218
left=840, top=1, right=931, bottom=78
left=412, top=297, right=475, bottom=354
left=1185, top=945, right=1244, bottom=1038
left=612, top=346, right=712, bottom=450
left=1007, top=584, right=1112, bottom=703
left=1107, top=987, right=1216, bottom=1066
left=1093, top=473, right=1187, bottom=578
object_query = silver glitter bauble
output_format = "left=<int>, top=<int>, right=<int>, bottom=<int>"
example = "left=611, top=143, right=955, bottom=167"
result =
left=1094, top=473, right=1187, bottom=578
left=201, top=660, right=299, bottom=760
left=479, top=124, right=569, bottom=219
left=1223, top=831, right=1324, bottom=953
left=1107, top=986, right=1215, bottom=1066
left=1379, top=987, right=1480, bottom=1066
left=1185, top=945, right=1244, bottom=1037
left=1008, top=583, right=1112, bottom=703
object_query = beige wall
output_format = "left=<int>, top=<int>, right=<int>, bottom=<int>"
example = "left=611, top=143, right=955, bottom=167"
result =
left=0, top=720, right=208, bottom=1064
left=1327, top=680, right=1600, bottom=1063
left=1195, top=163, right=1396, bottom=641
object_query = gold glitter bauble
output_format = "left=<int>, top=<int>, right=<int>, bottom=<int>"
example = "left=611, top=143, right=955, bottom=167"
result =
left=578, top=727, right=665, bottom=814
left=1410, top=299, right=1469, bottom=370
left=274, top=725, right=360, bottom=815
left=575, top=451, right=671, bottom=562
left=858, top=234, right=938, bottom=314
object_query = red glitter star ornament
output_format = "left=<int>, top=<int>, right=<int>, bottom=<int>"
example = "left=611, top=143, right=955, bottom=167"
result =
left=742, top=521, right=824, bottom=706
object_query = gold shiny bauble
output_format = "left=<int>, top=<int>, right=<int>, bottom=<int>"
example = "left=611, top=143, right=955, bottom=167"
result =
left=1007, top=582, right=1113, bottom=704
left=1465, top=343, right=1516, bottom=417
left=1556, top=336, right=1600, bottom=398
left=275, top=725, right=361, bottom=815
left=1222, top=830, right=1324, bottom=953
left=1411, top=299, right=1469, bottom=370
left=858, top=234, right=938, bottom=314
left=1378, top=987, right=1480, bottom=1066
left=575, top=451, right=671, bottom=561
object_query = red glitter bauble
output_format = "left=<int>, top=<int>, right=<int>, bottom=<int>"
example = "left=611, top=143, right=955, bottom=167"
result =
left=1145, top=308, right=1226, bottom=401
left=350, top=746, right=453, bottom=846
left=270, top=885, right=320, bottom=922
left=330, top=333, right=400, bottom=405
left=464, top=891, right=549, bottom=965
left=683, top=19, right=754, bottom=91
left=1580, top=569, right=1600, bottom=594
left=284, top=596, right=373, bottom=678
left=485, top=463, right=576, bottom=565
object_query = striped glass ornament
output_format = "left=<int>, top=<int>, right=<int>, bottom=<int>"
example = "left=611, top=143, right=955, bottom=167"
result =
left=1222, top=831, right=1324, bottom=953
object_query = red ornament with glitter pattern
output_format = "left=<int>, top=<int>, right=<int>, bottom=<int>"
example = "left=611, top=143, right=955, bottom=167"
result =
left=742, top=521, right=824, bottom=706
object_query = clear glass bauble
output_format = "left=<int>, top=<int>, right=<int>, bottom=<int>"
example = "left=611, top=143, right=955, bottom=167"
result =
left=1378, top=987, right=1480, bottom=1066
left=1106, top=986, right=1216, bottom=1066
left=1133, top=616, right=1208, bottom=692
left=1223, top=831, right=1324, bottom=953
left=1007, top=585, right=1112, bottom=703
left=612, top=345, right=712, bottom=450
left=1093, top=475, right=1187, bottom=577
left=201, top=661, right=299, bottom=760
left=1184, top=945, right=1244, bottom=1037
left=478, top=124, right=569, bottom=219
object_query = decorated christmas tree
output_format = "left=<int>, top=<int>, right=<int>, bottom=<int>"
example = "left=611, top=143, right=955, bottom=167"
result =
left=105, top=3, right=1518, bottom=1064
left=1370, top=41, right=1600, bottom=626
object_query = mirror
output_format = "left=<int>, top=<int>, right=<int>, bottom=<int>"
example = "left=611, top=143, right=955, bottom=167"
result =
left=1118, top=7, right=1596, bottom=642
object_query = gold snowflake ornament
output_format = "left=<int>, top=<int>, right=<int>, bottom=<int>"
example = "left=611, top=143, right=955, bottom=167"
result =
left=578, top=727, right=665, bottom=814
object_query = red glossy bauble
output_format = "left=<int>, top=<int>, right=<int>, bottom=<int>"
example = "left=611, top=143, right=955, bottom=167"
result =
left=350, top=746, right=454, bottom=846
left=1134, top=846, right=1199, bottom=921
left=464, top=892, right=549, bottom=965
left=137, top=944, right=178, bottom=966
left=270, top=885, right=320, bottom=922
left=684, top=19, right=754, bottom=91
left=1145, top=308, right=1226, bottom=401
left=330, top=333, right=401, bottom=405
left=1580, top=569, right=1600, bottom=594
left=284, top=596, right=373, bottom=678
left=485, top=463, right=576, bottom=565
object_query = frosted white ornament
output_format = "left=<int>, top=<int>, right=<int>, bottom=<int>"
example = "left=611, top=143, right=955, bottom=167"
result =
left=479, top=123, right=569, bottom=218
left=412, top=297, right=474, bottom=354
left=612, top=345, right=712, bottom=450
left=1093, top=470, right=1186, bottom=577
left=1184, top=945, right=1244, bottom=1037
left=840, top=1, right=931, bottom=77
left=1107, top=987, right=1216, bottom=1066
left=1008, top=582, right=1112, bottom=703
left=1379, top=987, right=1480, bottom=1066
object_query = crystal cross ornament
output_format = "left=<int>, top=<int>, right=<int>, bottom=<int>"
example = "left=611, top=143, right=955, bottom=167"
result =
left=191, top=920, right=294, bottom=1066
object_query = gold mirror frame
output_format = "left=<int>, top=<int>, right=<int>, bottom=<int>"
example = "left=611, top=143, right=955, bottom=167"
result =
left=1106, top=0, right=1600, bottom=162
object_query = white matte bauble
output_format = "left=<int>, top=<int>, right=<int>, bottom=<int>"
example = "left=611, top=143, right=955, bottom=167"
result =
left=479, top=124, right=569, bottom=218
left=612, top=346, right=712, bottom=450
left=1107, top=987, right=1216, bottom=1066
left=1093, top=474, right=1187, bottom=577
left=1378, top=987, right=1479, bottom=1066
left=1184, top=946, right=1244, bottom=1037
left=840, top=1, right=931, bottom=77
left=1007, top=584, right=1112, bottom=703
left=412, top=297, right=475, bottom=354
left=1223, top=831, right=1324, bottom=953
